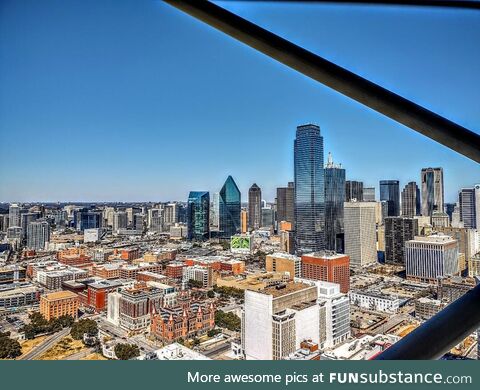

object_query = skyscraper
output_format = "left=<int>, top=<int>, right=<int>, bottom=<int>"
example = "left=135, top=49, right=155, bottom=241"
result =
left=276, top=182, right=294, bottom=226
left=401, top=182, right=421, bottom=217
left=379, top=180, right=400, bottom=216
left=211, top=192, right=220, bottom=228
left=294, top=124, right=325, bottom=254
left=324, top=152, right=345, bottom=252
left=344, top=202, right=377, bottom=267
left=421, top=167, right=444, bottom=217
left=384, top=217, right=418, bottom=265
left=363, top=187, right=376, bottom=202
left=74, top=209, right=102, bottom=231
left=27, top=220, right=50, bottom=250
left=187, top=191, right=210, bottom=241
left=113, top=211, right=128, bottom=233
left=8, top=204, right=21, bottom=228
left=219, top=176, right=241, bottom=238
left=345, top=181, right=364, bottom=202
left=459, top=188, right=477, bottom=228
left=248, top=183, right=262, bottom=231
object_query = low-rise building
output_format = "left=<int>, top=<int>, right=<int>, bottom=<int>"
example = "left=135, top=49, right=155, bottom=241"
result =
left=40, top=290, right=79, bottom=321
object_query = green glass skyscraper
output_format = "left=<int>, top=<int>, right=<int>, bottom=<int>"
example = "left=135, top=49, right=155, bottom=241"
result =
left=219, top=175, right=241, bottom=238
left=187, top=191, right=210, bottom=241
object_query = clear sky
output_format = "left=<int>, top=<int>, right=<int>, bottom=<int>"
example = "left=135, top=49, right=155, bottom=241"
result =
left=0, top=0, right=479, bottom=203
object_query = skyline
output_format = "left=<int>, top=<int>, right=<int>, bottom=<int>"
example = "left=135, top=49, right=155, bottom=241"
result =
left=1, top=0, right=479, bottom=203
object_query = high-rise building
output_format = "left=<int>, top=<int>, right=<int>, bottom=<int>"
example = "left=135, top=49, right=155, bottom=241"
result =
left=276, top=182, right=295, bottom=226
left=405, top=235, right=458, bottom=283
left=133, top=213, right=144, bottom=232
left=8, top=204, right=21, bottom=228
left=187, top=191, right=210, bottom=241
left=27, top=220, right=50, bottom=250
left=148, top=208, right=164, bottom=232
left=112, top=211, right=128, bottom=233
left=444, top=203, right=456, bottom=222
left=476, top=184, right=480, bottom=229
left=266, top=253, right=301, bottom=279
left=380, top=180, right=400, bottom=216
left=344, top=202, right=376, bottom=267
left=164, top=203, right=179, bottom=227
left=324, top=153, right=345, bottom=252
left=401, top=182, right=420, bottom=217
left=219, top=176, right=241, bottom=238
left=345, top=181, right=364, bottom=202
left=384, top=217, right=418, bottom=265
left=301, top=252, right=350, bottom=293
left=363, top=187, right=376, bottom=202
left=459, top=188, right=477, bottom=228
left=211, top=192, right=220, bottom=228
left=294, top=124, right=325, bottom=254
left=248, top=183, right=262, bottom=230
left=240, top=209, right=248, bottom=234
left=242, top=279, right=349, bottom=360
left=421, top=167, right=444, bottom=217
left=21, top=212, right=40, bottom=240
left=261, top=206, right=274, bottom=229
left=74, top=209, right=102, bottom=231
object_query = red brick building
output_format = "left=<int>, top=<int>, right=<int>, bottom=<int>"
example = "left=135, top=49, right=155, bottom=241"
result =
left=165, top=262, right=185, bottom=279
left=301, top=252, right=350, bottom=293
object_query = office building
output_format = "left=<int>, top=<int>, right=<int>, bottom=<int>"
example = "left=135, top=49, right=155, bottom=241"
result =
left=113, top=211, right=128, bottom=233
left=219, top=175, right=241, bottom=238
left=182, top=265, right=213, bottom=288
left=74, top=209, right=102, bottom=231
left=211, top=192, right=220, bottom=228
left=324, top=153, right=345, bottom=252
left=266, top=253, right=301, bottom=279
left=248, top=183, right=262, bottom=230
left=26, top=220, right=50, bottom=250
left=119, top=284, right=162, bottom=331
left=421, top=167, right=444, bottom=217
left=459, top=188, right=477, bottom=228
left=363, top=187, right=375, bottom=202
left=277, top=182, right=295, bottom=226
left=401, top=182, right=420, bottom=217
left=431, top=212, right=449, bottom=228
left=242, top=280, right=349, bottom=360
left=40, top=291, right=79, bottom=321
left=261, top=206, right=274, bottom=229
left=294, top=124, right=325, bottom=254
left=240, top=209, right=248, bottom=234
left=384, top=217, right=418, bottom=265
left=187, top=191, right=210, bottom=241
left=344, top=202, right=376, bottom=267
left=345, top=181, right=363, bottom=202
left=379, top=180, right=400, bottom=216
left=301, top=252, right=350, bottom=293
left=405, top=235, right=459, bottom=283
left=8, top=204, right=21, bottom=228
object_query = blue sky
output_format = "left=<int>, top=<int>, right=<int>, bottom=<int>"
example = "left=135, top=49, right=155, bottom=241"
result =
left=0, top=0, right=478, bottom=203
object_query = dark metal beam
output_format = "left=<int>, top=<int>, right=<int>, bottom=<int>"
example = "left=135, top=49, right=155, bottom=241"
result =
left=375, top=283, right=480, bottom=360
left=164, top=0, right=480, bottom=163
left=218, top=0, right=480, bottom=11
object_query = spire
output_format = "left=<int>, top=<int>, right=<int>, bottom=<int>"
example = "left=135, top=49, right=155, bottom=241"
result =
left=327, top=151, right=333, bottom=166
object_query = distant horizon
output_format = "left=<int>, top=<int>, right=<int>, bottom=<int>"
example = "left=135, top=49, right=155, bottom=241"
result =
left=1, top=1, right=478, bottom=203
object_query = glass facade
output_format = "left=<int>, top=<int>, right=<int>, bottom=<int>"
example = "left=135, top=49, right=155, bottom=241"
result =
left=219, top=176, right=241, bottom=238
left=294, top=124, right=325, bottom=254
left=248, top=183, right=262, bottom=230
left=74, top=209, right=102, bottom=231
left=379, top=180, right=400, bottom=217
left=187, top=191, right=210, bottom=240
left=325, top=157, right=345, bottom=252
left=421, top=167, right=444, bottom=217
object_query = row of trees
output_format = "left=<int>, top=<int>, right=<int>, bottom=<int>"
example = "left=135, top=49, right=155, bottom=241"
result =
left=0, top=332, right=22, bottom=359
left=213, top=285, right=244, bottom=299
left=21, top=313, right=74, bottom=340
left=114, top=343, right=140, bottom=360
left=214, top=310, right=241, bottom=332
left=70, top=319, right=98, bottom=342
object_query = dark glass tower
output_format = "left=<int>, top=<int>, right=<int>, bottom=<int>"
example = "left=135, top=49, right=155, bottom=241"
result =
left=74, top=209, right=102, bottom=231
left=324, top=153, right=345, bottom=252
left=294, top=124, right=325, bottom=254
left=401, top=182, right=421, bottom=217
left=276, top=182, right=295, bottom=226
left=384, top=217, right=418, bottom=265
left=219, top=176, right=241, bottom=238
left=248, top=183, right=262, bottom=230
left=379, top=180, right=400, bottom=216
left=187, top=191, right=210, bottom=240
left=345, top=181, right=364, bottom=202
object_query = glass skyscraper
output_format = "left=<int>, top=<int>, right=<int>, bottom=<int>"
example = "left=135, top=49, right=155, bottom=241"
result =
left=219, top=176, right=241, bottom=238
left=248, top=183, right=262, bottom=230
left=294, top=124, right=325, bottom=254
left=379, top=180, right=400, bottom=216
left=324, top=152, right=345, bottom=252
left=421, top=167, right=444, bottom=217
left=187, top=191, right=210, bottom=240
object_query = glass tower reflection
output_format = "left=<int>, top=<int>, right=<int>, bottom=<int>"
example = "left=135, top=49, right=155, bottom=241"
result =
left=187, top=191, right=210, bottom=241
left=219, top=176, right=241, bottom=238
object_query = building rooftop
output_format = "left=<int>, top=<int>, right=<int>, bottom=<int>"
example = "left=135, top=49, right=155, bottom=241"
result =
left=302, top=251, right=347, bottom=260
left=262, top=282, right=312, bottom=298
left=42, top=290, right=78, bottom=301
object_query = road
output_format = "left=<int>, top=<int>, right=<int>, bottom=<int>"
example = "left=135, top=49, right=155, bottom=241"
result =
left=63, top=348, right=95, bottom=360
left=204, top=341, right=231, bottom=358
left=20, top=327, right=71, bottom=360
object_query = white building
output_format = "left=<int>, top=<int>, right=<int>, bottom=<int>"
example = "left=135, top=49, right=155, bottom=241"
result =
left=242, top=279, right=350, bottom=360
left=84, top=228, right=101, bottom=243
left=405, top=234, right=459, bottom=283
left=26, top=220, right=50, bottom=250
left=182, top=265, right=213, bottom=288
left=107, top=291, right=121, bottom=326
left=349, top=290, right=400, bottom=313
left=344, top=202, right=377, bottom=267
left=137, top=343, right=210, bottom=360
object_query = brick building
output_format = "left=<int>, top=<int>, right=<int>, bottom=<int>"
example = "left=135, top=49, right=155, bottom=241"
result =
left=301, top=252, right=350, bottom=293
left=40, top=291, right=79, bottom=321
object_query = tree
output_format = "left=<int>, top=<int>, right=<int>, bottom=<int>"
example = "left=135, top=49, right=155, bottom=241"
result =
left=71, top=319, right=98, bottom=341
left=214, top=310, right=241, bottom=332
left=187, top=279, right=203, bottom=289
left=207, top=329, right=221, bottom=337
left=206, top=290, right=215, bottom=299
left=114, top=343, right=140, bottom=360
left=0, top=332, right=22, bottom=359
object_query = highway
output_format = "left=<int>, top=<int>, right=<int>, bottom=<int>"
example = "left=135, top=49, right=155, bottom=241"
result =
left=20, top=327, right=71, bottom=360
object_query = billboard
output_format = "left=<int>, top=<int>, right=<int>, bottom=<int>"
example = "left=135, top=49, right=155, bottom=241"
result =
left=230, top=235, right=252, bottom=254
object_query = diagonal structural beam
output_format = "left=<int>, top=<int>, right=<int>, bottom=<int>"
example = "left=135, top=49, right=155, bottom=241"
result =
left=164, top=0, right=480, bottom=163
